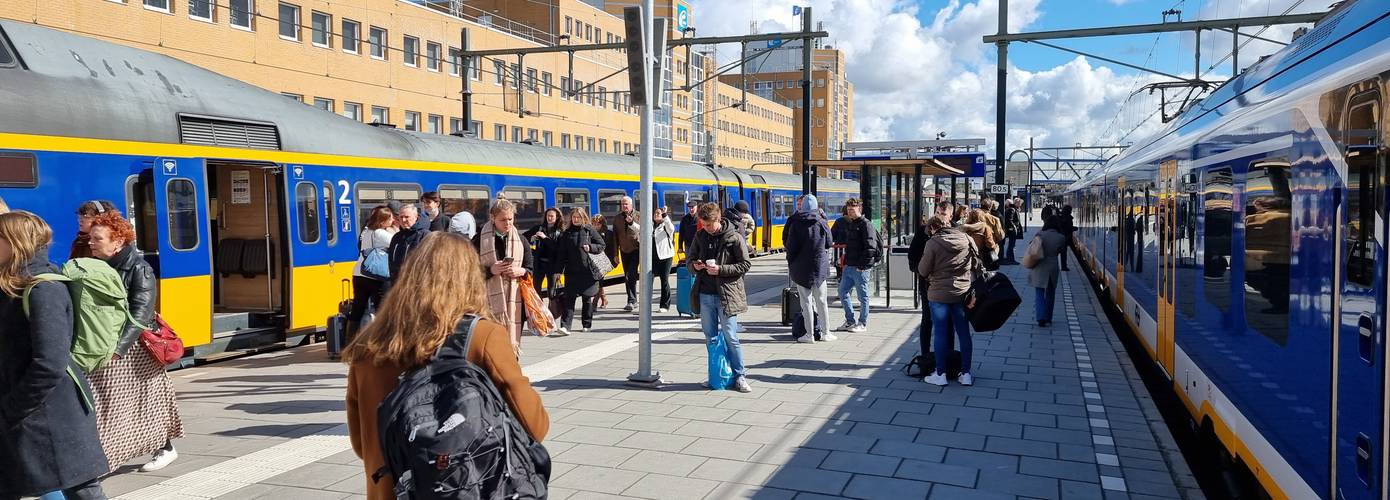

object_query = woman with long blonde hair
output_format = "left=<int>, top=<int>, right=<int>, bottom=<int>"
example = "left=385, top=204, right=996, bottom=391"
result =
left=0, top=212, right=110, bottom=499
left=344, top=231, right=549, bottom=500
left=472, top=199, right=536, bottom=352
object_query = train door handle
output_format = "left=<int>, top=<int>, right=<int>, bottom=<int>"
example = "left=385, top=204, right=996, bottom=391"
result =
left=1356, top=433, right=1373, bottom=486
left=1359, top=313, right=1376, bottom=364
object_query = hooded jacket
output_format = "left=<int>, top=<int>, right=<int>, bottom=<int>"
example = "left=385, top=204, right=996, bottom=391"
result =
left=686, top=222, right=752, bottom=315
left=387, top=214, right=432, bottom=283
left=784, top=208, right=831, bottom=289
left=917, top=227, right=980, bottom=304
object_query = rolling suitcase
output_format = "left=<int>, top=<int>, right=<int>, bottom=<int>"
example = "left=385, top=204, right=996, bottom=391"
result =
left=327, top=279, right=352, bottom=360
left=780, top=287, right=800, bottom=326
left=966, top=271, right=1022, bottom=332
left=676, top=265, right=695, bottom=317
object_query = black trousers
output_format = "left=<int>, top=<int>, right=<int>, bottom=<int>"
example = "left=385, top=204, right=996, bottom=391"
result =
left=621, top=250, right=640, bottom=306
left=649, top=257, right=672, bottom=309
left=1059, top=240, right=1070, bottom=269
left=563, top=292, right=596, bottom=329
left=1004, top=236, right=1019, bottom=261
left=349, top=276, right=384, bottom=323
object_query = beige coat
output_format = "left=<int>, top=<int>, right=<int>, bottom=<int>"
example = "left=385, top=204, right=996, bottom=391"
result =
left=917, top=228, right=981, bottom=304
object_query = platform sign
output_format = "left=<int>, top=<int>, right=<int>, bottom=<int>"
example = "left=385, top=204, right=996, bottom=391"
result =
left=676, top=4, right=689, bottom=31
left=990, top=184, right=1009, bottom=195
left=793, top=6, right=802, bottom=15
left=768, top=38, right=785, bottom=49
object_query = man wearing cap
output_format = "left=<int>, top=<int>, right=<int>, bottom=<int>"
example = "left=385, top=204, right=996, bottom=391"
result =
left=678, top=200, right=700, bottom=254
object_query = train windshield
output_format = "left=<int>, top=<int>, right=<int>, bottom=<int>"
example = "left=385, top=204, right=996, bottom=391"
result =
left=0, top=36, right=12, bottom=67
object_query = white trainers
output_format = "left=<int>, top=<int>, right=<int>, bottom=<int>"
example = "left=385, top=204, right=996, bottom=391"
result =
left=140, top=446, right=178, bottom=472
left=820, top=333, right=838, bottom=342
left=796, top=335, right=816, bottom=344
left=922, top=372, right=949, bottom=386
left=733, top=377, right=753, bottom=393
left=551, top=327, right=571, bottom=337
left=658, top=307, right=670, bottom=313
left=581, top=327, right=591, bottom=333
left=849, top=324, right=867, bottom=333
left=958, top=373, right=974, bottom=386
left=835, top=322, right=855, bottom=332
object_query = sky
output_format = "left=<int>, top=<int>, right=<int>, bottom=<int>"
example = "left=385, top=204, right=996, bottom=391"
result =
left=685, top=0, right=1329, bottom=160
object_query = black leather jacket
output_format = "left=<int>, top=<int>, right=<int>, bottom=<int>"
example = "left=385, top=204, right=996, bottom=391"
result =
left=107, top=245, right=157, bottom=356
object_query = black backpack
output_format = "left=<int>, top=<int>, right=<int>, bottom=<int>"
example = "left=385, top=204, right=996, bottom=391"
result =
left=374, top=316, right=551, bottom=500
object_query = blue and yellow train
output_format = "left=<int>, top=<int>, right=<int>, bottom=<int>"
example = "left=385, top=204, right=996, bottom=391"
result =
left=0, top=21, right=856, bottom=359
left=1065, top=2, right=1390, bottom=498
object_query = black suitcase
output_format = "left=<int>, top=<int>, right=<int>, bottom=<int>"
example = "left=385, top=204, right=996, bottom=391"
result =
left=328, top=279, right=352, bottom=360
left=966, top=271, right=1022, bottom=332
left=780, top=287, right=800, bottom=326
left=791, top=311, right=822, bottom=341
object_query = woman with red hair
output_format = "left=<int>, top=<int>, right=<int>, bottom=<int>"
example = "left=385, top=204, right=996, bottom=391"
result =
left=85, top=211, right=185, bottom=473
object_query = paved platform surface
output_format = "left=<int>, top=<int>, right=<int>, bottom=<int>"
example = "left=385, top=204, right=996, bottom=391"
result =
left=95, top=234, right=1204, bottom=500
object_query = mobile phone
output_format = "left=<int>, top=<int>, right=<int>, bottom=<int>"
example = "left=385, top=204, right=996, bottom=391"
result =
left=502, top=257, right=514, bottom=263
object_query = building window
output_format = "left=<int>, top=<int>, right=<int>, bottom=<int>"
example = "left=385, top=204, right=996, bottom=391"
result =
left=542, top=131, right=553, bottom=146
left=816, top=98, right=825, bottom=108
left=403, top=36, right=419, bottom=67
left=512, top=126, right=523, bottom=142
left=509, top=63, right=521, bottom=89
left=310, top=11, right=331, bottom=47
left=541, top=72, right=552, bottom=96
left=470, top=56, right=481, bottom=80
left=144, top=0, right=171, bottom=13
left=565, top=16, right=572, bottom=34
left=585, top=24, right=592, bottom=41
left=526, top=68, right=537, bottom=92
left=341, top=19, right=360, bottom=53
left=595, top=29, right=602, bottom=43
left=599, top=139, right=607, bottom=153
left=450, top=118, right=463, bottom=134
left=587, top=137, right=596, bottom=151
left=561, top=134, right=571, bottom=149
left=281, top=92, right=303, bottom=102
left=447, top=46, right=461, bottom=76
left=230, top=0, right=254, bottom=29
left=494, top=124, right=505, bottom=141
left=426, top=42, right=441, bottom=71
left=189, top=0, right=213, bottom=21
left=560, top=77, right=571, bottom=99
left=342, top=102, right=362, bottom=121
left=278, top=3, right=300, bottom=41
left=527, top=129, right=538, bottom=141
left=597, top=86, right=607, bottom=107
left=428, top=114, right=443, bottom=134
left=369, top=27, right=387, bottom=59
left=470, top=120, right=482, bottom=135
left=371, top=106, right=389, bottom=124
left=404, top=111, right=420, bottom=131
left=313, top=97, right=333, bottom=111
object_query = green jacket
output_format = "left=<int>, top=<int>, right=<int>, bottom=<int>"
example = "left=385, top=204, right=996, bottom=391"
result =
left=686, top=223, right=752, bottom=315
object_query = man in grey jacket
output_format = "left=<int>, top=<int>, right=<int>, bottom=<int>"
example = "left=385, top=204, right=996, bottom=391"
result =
left=687, top=203, right=753, bottom=393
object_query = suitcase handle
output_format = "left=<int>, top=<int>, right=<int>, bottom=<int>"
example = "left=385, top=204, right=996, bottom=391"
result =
left=340, top=278, right=353, bottom=301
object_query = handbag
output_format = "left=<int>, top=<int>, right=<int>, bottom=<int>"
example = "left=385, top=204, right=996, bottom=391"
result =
left=1021, top=235, right=1045, bottom=269
left=518, top=274, right=554, bottom=336
left=964, top=243, right=1022, bottom=332
left=361, top=247, right=390, bottom=280
left=585, top=250, right=614, bottom=280
left=140, top=314, right=185, bottom=366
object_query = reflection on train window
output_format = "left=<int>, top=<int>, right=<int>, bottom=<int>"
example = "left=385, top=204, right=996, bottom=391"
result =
left=355, top=182, right=420, bottom=229
left=295, top=182, right=321, bottom=244
left=782, top=196, right=796, bottom=218
left=555, top=188, right=590, bottom=216
left=597, top=189, right=626, bottom=218
left=166, top=179, right=199, bottom=251
left=0, top=153, right=38, bottom=187
left=322, top=182, right=338, bottom=246
left=1345, top=90, right=1379, bottom=288
left=1243, top=159, right=1291, bottom=345
left=1203, top=167, right=1233, bottom=314
left=664, top=192, right=687, bottom=216
left=501, top=187, right=545, bottom=230
left=438, top=184, right=490, bottom=224
left=1176, top=177, right=1199, bottom=319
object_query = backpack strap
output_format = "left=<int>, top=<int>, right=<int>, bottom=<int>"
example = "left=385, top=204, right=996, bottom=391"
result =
left=435, top=314, right=482, bottom=360
left=21, top=273, right=69, bottom=318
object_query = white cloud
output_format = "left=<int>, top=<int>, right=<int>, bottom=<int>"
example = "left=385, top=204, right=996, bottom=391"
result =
left=687, top=0, right=1310, bottom=162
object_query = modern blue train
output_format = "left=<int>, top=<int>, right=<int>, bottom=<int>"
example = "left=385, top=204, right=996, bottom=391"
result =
left=1065, top=2, right=1390, bottom=498
left=0, top=20, right=857, bottom=359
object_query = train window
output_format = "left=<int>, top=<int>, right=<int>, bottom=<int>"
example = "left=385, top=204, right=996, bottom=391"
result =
left=295, top=182, right=321, bottom=244
left=664, top=191, right=687, bottom=216
left=1177, top=178, right=1199, bottom=319
left=771, top=196, right=783, bottom=218
left=500, top=187, right=545, bottom=230
left=689, top=191, right=707, bottom=204
left=355, top=182, right=420, bottom=228
left=0, top=153, right=37, bottom=187
left=0, top=35, right=12, bottom=67
left=1243, top=160, right=1292, bottom=345
left=166, top=179, right=200, bottom=251
left=597, top=189, right=626, bottom=218
left=322, top=181, right=338, bottom=246
left=1203, top=167, right=1234, bottom=314
left=1345, top=90, right=1380, bottom=288
left=555, top=188, right=590, bottom=216
left=438, top=184, right=490, bottom=224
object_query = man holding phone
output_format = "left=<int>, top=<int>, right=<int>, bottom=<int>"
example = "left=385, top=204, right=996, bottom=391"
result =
left=686, top=203, right=753, bottom=392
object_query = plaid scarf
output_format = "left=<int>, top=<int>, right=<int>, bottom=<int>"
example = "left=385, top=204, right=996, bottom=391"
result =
left=480, top=222, right=526, bottom=350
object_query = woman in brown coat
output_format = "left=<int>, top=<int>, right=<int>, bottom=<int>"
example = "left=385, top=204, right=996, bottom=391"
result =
left=344, top=232, right=550, bottom=500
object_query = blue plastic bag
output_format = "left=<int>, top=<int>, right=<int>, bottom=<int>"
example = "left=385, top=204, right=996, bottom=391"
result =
left=706, top=333, right=734, bottom=390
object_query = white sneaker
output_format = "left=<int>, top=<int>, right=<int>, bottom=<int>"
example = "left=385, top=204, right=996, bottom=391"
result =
left=835, top=322, right=855, bottom=332
left=797, top=335, right=816, bottom=344
left=624, top=304, right=635, bottom=312
left=819, top=333, right=838, bottom=342
left=551, top=328, right=571, bottom=337
left=658, top=307, right=669, bottom=313
left=958, top=373, right=974, bottom=386
left=922, top=372, right=949, bottom=386
left=581, top=327, right=591, bottom=332
left=734, top=377, right=753, bottom=393
left=849, top=324, right=867, bottom=333
left=140, top=446, right=178, bottom=472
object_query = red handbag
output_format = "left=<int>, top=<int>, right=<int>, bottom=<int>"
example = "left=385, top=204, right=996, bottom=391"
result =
left=140, top=315, right=185, bottom=366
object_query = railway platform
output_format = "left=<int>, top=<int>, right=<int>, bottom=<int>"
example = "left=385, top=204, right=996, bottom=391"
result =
left=96, top=241, right=1203, bottom=500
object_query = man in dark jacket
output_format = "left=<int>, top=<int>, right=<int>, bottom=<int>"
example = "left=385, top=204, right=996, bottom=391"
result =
left=784, top=195, right=835, bottom=343
left=687, top=203, right=753, bottom=393
left=833, top=198, right=879, bottom=333
left=1000, top=198, right=1024, bottom=265
left=386, top=204, right=430, bottom=288
left=421, top=191, right=449, bottom=232
left=1059, top=205, right=1075, bottom=271
left=678, top=200, right=699, bottom=254
left=612, top=196, right=641, bottom=311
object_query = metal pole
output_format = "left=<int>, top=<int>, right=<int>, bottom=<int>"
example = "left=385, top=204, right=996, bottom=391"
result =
left=629, top=0, right=660, bottom=385
left=994, top=0, right=1008, bottom=210
left=461, top=28, right=472, bottom=134
left=1193, top=29, right=1200, bottom=78
left=1231, top=26, right=1239, bottom=76
left=801, top=7, right=814, bottom=195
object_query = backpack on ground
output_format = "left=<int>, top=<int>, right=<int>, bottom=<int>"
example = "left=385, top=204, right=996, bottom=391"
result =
left=902, top=351, right=963, bottom=379
left=375, top=315, right=551, bottom=500
left=23, top=257, right=141, bottom=373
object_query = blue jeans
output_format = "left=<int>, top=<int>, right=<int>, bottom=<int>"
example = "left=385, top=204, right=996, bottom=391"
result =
left=1035, top=283, right=1057, bottom=323
left=929, top=301, right=972, bottom=375
left=838, top=267, right=871, bottom=326
left=699, top=293, right=746, bottom=378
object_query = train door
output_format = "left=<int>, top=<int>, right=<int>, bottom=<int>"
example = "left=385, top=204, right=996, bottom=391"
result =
left=762, top=189, right=774, bottom=250
left=150, top=158, right=214, bottom=348
left=747, top=189, right=763, bottom=252
left=207, top=162, right=287, bottom=339
left=1115, top=176, right=1127, bottom=304
left=1335, top=85, right=1385, bottom=500
left=1156, top=160, right=1177, bottom=376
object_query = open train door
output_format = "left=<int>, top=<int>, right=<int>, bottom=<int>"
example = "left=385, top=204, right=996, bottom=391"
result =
left=151, top=157, right=214, bottom=350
